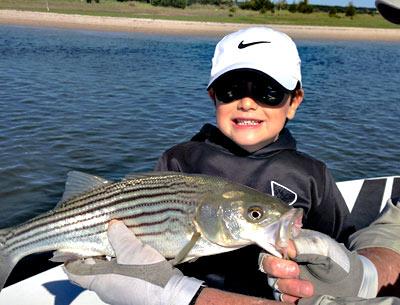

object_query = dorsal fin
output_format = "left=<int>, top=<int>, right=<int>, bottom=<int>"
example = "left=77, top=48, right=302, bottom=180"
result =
left=123, top=171, right=180, bottom=181
left=58, top=171, right=111, bottom=206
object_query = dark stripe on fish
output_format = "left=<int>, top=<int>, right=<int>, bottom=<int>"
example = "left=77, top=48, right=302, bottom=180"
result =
left=21, top=179, right=197, bottom=225
left=6, top=206, right=190, bottom=251
left=11, top=186, right=198, bottom=238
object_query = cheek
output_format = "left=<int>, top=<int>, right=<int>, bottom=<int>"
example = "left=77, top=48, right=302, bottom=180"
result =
left=216, top=104, right=231, bottom=126
left=266, top=106, right=290, bottom=123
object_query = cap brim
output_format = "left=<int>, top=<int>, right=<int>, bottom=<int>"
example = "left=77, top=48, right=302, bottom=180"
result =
left=376, top=0, right=400, bottom=24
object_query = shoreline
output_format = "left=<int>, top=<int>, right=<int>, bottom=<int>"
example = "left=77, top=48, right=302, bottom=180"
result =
left=1, top=9, right=400, bottom=41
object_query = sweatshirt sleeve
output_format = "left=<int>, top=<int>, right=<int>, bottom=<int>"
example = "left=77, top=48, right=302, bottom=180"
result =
left=154, top=153, right=169, bottom=171
left=348, top=198, right=400, bottom=255
left=304, top=162, right=351, bottom=243
left=321, top=166, right=351, bottom=242
left=154, top=148, right=185, bottom=172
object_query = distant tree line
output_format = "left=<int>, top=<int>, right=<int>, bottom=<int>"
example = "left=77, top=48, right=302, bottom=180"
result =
left=116, top=0, right=231, bottom=8
left=112, top=0, right=376, bottom=15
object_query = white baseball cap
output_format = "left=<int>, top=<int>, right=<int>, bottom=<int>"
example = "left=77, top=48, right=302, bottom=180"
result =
left=375, top=0, right=400, bottom=24
left=208, top=27, right=302, bottom=91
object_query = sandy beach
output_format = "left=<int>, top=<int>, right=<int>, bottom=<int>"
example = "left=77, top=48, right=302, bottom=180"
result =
left=1, top=9, right=400, bottom=41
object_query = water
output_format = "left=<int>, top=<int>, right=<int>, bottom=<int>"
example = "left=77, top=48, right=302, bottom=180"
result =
left=0, top=25, right=399, bottom=228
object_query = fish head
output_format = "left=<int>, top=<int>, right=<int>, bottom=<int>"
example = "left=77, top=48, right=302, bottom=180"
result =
left=196, top=188, right=303, bottom=257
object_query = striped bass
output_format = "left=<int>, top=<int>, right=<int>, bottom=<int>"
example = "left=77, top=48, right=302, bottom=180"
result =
left=0, top=171, right=302, bottom=291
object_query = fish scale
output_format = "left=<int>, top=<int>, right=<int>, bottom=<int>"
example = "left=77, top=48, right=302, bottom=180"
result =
left=4, top=180, right=200, bottom=256
left=0, top=171, right=303, bottom=292
left=8, top=179, right=197, bottom=243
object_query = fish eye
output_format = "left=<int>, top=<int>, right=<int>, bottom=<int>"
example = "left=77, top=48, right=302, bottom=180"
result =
left=247, top=206, right=264, bottom=221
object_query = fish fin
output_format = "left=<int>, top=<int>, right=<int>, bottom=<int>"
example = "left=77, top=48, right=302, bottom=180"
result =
left=0, top=228, right=16, bottom=291
left=169, top=232, right=201, bottom=265
left=58, top=171, right=112, bottom=206
left=256, top=241, right=283, bottom=258
left=185, top=257, right=198, bottom=263
left=123, top=171, right=180, bottom=180
left=50, top=248, right=105, bottom=263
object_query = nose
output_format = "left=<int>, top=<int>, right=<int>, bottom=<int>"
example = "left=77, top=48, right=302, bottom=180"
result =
left=237, top=97, right=258, bottom=111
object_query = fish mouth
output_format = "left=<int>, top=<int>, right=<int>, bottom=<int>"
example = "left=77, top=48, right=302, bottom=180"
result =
left=255, top=208, right=303, bottom=258
left=276, top=208, right=303, bottom=251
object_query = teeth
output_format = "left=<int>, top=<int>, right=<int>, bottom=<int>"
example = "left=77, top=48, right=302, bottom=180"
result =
left=236, top=119, right=260, bottom=126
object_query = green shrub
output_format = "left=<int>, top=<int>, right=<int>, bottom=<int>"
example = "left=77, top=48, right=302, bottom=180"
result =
left=297, top=1, right=313, bottom=13
left=151, top=0, right=187, bottom=8
left=187, top=0, right=231, bottom=5
left=239, top=0, right=274, bottom=12
left=345, top=2, right=356, bottom=17
left=275, top=0, right=288, bottom=10
left=328, top=7, right=337, bottom=17
left=288, top=3, right=297, bottom=13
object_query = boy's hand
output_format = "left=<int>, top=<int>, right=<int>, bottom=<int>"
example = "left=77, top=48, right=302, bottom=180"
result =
left=63, top=220, right=204, bottom=305
left=259, top=229, right=378, bottom=303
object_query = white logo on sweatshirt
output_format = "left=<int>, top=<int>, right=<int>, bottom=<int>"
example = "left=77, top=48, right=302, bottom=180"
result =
left=271, top=181, right=297, bottom=206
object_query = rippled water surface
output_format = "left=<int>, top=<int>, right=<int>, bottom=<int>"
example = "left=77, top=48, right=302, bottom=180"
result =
left=0, top=25, right=399, bottom=228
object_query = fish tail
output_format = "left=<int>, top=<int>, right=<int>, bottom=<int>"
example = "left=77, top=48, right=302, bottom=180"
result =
left=0, top=228, right=16, bottom=291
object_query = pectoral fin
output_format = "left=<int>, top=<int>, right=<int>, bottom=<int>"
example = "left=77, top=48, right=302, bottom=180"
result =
left=169, top=232, right=201, bottom=265
left=256, top=241, right=283, bottom=258
left=51, top=248, right=104, bottom=262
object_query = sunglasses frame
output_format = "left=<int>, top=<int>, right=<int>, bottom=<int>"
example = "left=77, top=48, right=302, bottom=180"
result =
left=211, top=70, right=293, bottom=107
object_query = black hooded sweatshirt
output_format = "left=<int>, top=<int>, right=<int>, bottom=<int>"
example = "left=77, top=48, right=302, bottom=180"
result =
left=155, top=124, right=353, bottom=297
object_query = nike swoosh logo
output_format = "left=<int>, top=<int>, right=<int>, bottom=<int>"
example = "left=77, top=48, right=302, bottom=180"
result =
left=238, top=40, right=271, bottom=49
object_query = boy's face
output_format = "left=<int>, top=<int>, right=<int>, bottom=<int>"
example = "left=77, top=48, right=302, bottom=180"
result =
left=210, top=73, right=303, bottom=152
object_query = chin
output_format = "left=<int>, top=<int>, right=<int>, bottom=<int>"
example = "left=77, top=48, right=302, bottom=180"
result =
left=236, top=138, right=273, bottom=152
left=237, top=142, right=263, bottom=152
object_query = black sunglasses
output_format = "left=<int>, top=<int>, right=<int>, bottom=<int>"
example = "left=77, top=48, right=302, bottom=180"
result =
left=211, top=71, right=291, bottom=107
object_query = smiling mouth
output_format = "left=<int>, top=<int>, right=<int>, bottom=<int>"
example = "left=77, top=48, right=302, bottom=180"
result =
left=233, top=119, right=263, bottom=126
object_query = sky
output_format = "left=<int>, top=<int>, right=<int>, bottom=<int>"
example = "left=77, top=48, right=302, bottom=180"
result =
left=308, top=0, right=376, bottom=7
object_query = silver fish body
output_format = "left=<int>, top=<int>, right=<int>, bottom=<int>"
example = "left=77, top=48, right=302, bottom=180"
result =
left=0, top=171, right=302, bottom=291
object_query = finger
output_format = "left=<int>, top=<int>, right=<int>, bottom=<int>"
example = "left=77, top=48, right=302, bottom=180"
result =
left=272, top=291, right=299, bottom=304
left=63, top=262, right=95, bottom=289
left=108, top=221, right=144, bottom=262
left=108, top=220, right=164, bottom=264
left=275, top=278, right=314, bottom=298
left=267, top=277, right=280, bottom=292
left=273, top=290, right=282, bottom=302
left=280, top=293, right=300, bottom=304
left=287, top=240, right=297, bottom=259
left=63, top=258, right=97, bottom=276
left=261, top=254, right=300, bottom=278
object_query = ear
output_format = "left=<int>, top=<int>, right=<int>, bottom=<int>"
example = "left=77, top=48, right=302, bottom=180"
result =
left=208, top=88, right=216, bottom=100
left=208, top=88, right=217, bottom=106
left=287, top=89, right=304, bottom=120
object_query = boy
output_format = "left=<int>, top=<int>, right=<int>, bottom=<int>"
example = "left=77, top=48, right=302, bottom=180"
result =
left=154, top=26, right=352, bottom=297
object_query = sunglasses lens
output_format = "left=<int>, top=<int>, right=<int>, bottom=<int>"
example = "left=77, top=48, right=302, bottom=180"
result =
left=214, top=85, right=235, bottom=103
left=213, top=71, right=289, bottom=106
left=253, top=83, right=288, bottom=106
